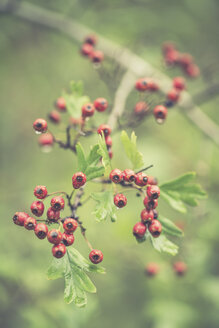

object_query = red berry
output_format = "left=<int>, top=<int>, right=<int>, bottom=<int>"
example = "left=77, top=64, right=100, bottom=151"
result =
left=109, top=169, right=123, bottom=183
left=135, top=78, right=149, bottom=92
left=62, top=232, right=75, bottom=246
left=55, top=97, right=66, bottom=112
left=72, top=172, right=87, bottom=189
left=148, top=220, right=162, bottom=238
left=178, top=53, right=193, bottom=68
left=145, top=263, right=159, bottom=276
left=167, top=89, right=180, bottom=103
left=173, top=261, right=187, bottom=276
left=47, top=207, right=60, bottom=222
left=173, top=76, right=186, bottom=91
left=153, top=209, right=159, bottom=219
left=31, top=201, right=44, bottom=217
left=63, top=218, right=78, bottom=233
left=24, top=217, right=37, bottom=230
left=84, top=34, right=97, bottom=46
left=52, top=243, right=66, bottom=258
left=147, top=79, right=159, bottom=92
left=108, top=148, right=113, bottom=159
left=38, top=133, right=54, bottom=147
left=47, top=229, right=63, bottom=244
left=162, top=41, right=176, bottom=55
left=81, top=43, right=94, bottom=57
left=13, top=212, right=29, bottom=226
left=34, top=185, right=48, bottom=199
left=164, top=49, right=180, bottom=65
left=135, top=172, right=148, bottom=187
left=143, top=196, right=158, bottom=210
left=69, top=117, right=84, bottom=126
left=133, top=222, right=147, bottom=238
left=50, top=196, right=65, bottom=211
left=94, top=98, right=108, bottom=112
left=185, top=64, right=200, bottom=78
left=105, top=135, right=112, bottom=148
left=140, top=209, right=154, bottom=224
left=91, top=50, right=104, bottom=63
left=97, top=124, right=111, bottom=136
left=34, top=223, right=48, bottom=239
left=114, top=193, right=127, bottom=208
left=123, top=169, right=136, bottom=183
left=153, top=105, right=168, bottom=123
left=89, top=249, right=103, bottom=264
left=147, top=176, right=158, bottom=185
left=147, top=185, right=160, bottom=199
left=134, top=101, right=149, bottom=115
left=33, top=118, right=47, bottom=133
left=81, top=103, right=95, bottom=118
left=48, top=110, right=61, bottom=124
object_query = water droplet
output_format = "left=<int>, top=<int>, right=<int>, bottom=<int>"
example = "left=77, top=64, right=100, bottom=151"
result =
left=156, top=118, right=165, bottom=124
left=41, top=146, right=52, bottom=153
left=35, top=130, right=42, bottom=135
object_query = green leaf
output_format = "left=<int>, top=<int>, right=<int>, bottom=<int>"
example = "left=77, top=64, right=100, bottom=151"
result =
left=97, top=134, right=111, bottom=176
left=159, top=216, right=184, bottom=237
left=121, top=131, right=144, bottom=169
left=46, top=248, right=105, bottom=307
left=160, top=172, right=207, bottom=213
left=91, top=191, right=117, bottom=222
left=69, top=80, right=84, bottom=97
left=76, top=143, right=87, bottom=172
left=150, top=234, right=178, bottom=256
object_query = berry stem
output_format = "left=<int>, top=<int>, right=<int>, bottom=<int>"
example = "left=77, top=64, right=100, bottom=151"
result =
left=135, top=164, right=153, bottom=174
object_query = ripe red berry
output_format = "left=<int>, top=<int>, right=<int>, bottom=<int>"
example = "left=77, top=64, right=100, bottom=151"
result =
left=72, top=172, right=87, bottom=189
left=97, top=124, right=111, bottom=136
left=34, top=223, right=48, bottom=239
left=34, top=185, right=48, bottom=199
left=140, top=209, right=154, bottom=224
left=24, top=217, right=37, bottom=230
left=167, top=89, right=180, bottom=103
left=135, top=172, right=148, bottom=187
left=114, top=193, right=127, bottom=208
left=135, top=77, right=149, bottom=92
left=147, top=185, right=160, bottom=199
left=89, top=249, right=103, bottom=264
left=148, top=220, right=162, bottom=238
left=123, top=169, right=136, bottom=183
left=38, top=133, right=54, bottom=147
left=94, top=98, right=108, bottom=112
left=50, top=196, right=65, bottom=211
left=31, top=201, right=44, bottom=217
left=147, top=79, right=159, bottom=92
left=52, top=243, right=66, bottom=258
left=185, top=64, right=200, bottom=78
left=13, top=212, right=29, bottom=226
left=133, top=222, right=147, bottom=238
left=81, top=103, right=95, bottom=118
left=153, top=105, right=168, bottom=123
left=153, top=209, right=159, bottom=219
left=173, top=76, right=186, bottom=91
left=147, top=176, right=158, bottom=185
left=162, top=41, right=176, bottom=54
left=84, top=34, right=97, bottom=46
left=134, top=101, right=149, bottom=115
left=55, top=97, right=66, bottom=112
left=143, top=196, right=158, bottom=210
left=145, top=263, right=159, bottom=276
left=173, top=261, right=187, bottom=276
left=47, top=229, right=63, bottom=244
left=109, top=169, right=123, bottom=183
left=33, top=118, right=47, bottom=133
left=108, top=148, right=113, bottom=159
left=48, top=110, right=61, bottom=124
left=62, top=232, right=75, bottom=246
left=63, top=218, right=78, bottom=233
left=105, top=135, right=112, bottom=148
left=178, top=53, right=193, bottom=68
left=164, top=49, right=180, bottom=65
left=47, top=207, right=60, bottom=222
left=91, top=50, right=104, bottom=63
left=69, top=117, right=84, bottom=126
left=81, top=43, right=94, bottom=57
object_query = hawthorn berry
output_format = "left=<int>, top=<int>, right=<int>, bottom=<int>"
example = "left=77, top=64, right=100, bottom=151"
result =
left=13, top=212, right=29, bottom=226
left=135, top=77, right=150, bottom=91
left=89, top=249, right=103, bottom=264
left=167, top=89, right=180, bottom=103
left=69, top=117, right=84, bottom=126
left=47, top=207, right=60, bottom=221
left=109, top=168, right=123, bottom=184
left=178, top=53, right=193, bottom=68
left=81, top=43, right=94, bottom=57
left=148, top=220, right=162, bottom=238
left=145, top=263, right=159, bottom=276
left=38, top=133, right=54, bottom=147
left=135, top=172, right=148, bottom=187
left=147, top=176, right=158, bottom=185
left=81, top=103, right=95, bottom=118
left=173, top=261, right=187, bottom=276
left=134, top=101, right=149, bottom=115
left=48, top=110, right=61, bottom=124
left=105, top=135, right=112, bottom=148
left=153, top=209, right=159, bottom=219
left=185, top=64, right=200, bottom=78
left=133, top=222, right=147, bottom=238
left=63, top=218, right=78, bottom=233
left=114, top=193, right=127, bottom=208
left=34, top=223, right=48, bottom=239
left=173, top=76, right=186, bottom=91
left=34, top=185, right=48, bottom=199
left=162, top=41, right=176, bottom=54
left=51, top=196, right=65, bottom=211
left=140, top=208, right=154, bottom=224
left=52, top=243, right=66, bottom=258
left=84, top=34, right=97, bottom=46
left=47, top=229, right=63, bottom=244
left=108, top=148, right=113, bottom=159
left=24, top=217, right=37, bottom=230
left=123, top=169, right=136, bottom=183
left=72, top=172, right=87, bottom=189
left=147, top=185, right=160, bottom=199
left=31, top=201, right=44, bottom=217
left=91, top=50, right=104, bottom=63
left=143, top=195, right=158, bottom=210
left=164, top=49, right=180, bottom=65
left=33, top=118, right=47, bottom=133
left=153, top=105, right=168, bottom=123
left=62, top=232, right=75, bottom=246
left=147, top=79, right=159, bottom=92
left=55, top=97, right=66, bottom=112
left=94, top=98, right=108, bottom=112
left=97, top=124, right=111, bottom=136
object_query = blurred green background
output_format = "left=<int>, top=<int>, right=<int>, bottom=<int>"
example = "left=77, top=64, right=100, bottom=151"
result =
left=1, top=0, right=219, bottom=327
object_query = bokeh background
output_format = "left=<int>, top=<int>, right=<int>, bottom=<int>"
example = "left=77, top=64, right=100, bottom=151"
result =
left=1, top=0, right=219, bottom=327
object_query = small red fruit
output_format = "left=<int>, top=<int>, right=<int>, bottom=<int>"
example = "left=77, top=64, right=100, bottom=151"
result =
left=153, top=209, right=159, bottom=219
left=164, top=50, right=180, bottom=65
left=24, top=217, right=37, bottom=230
left=143, top=196, right=158, bottom=210
left=173, top=76, right=186, bottom=91
left=135, top=172, right=148, bottom=187
left=167, top=89, right=180, bottom=103
left=185, top=64, right=200, bottom=78
left=94, top=98, right=108, bottom=112
left=63, top=218, right=78, bottom=233
left=84, top=34, right=97, bottom=46
left=108, top=148, right=113, bottom=159
left=50, top=196, right=65, bottom=211
left=147, top=79, right=159, bottom=91
left=47, top=229, right=63, bottom=244
left=81, top=103, right=95, bottom=118
left=153, top=105, right=168, bottom=123
left=52, top=243, right=66, bottom=258
left=38, top=133, right=54, bottom=147
left=173, top=261, right=187, bottom=276
left=134, top=101, right=149, bottom=115
left=72, top=172, right=87, bottom=189
left=89, top=249, right=103, bottom=264
left=91, top=50, right=104, bottom=63
left=48, top=110, right=61, bottom=124
left=147, top=185, right=160, bottom=199
left=140, top=209, right=154, bottom=224
left=13, top=212, right=29, bottom=226
left=133, top=222, right=147, bottom=238
left=114, top=193, right=127, bottom=208
left=31, top=201, right=44, bottom=217
left=81, top=43, right=94, bottom=57
left=33, top=118, right=47, bottom=133
left=47, top=207, right=60, bottom=222
left=148, top=220, right=162, bottom=238
left=135, top=77, right=149, bottom=92
left=123, top=169, right=136, bottom=183
left=105, top=135, right=112, bottom=148
left=62, top=232, right=75, bottom=246
left=145, top=263, right=159, bottom=276
left=109, top=169, right=123, bottom=184
left=178, top=53, right=193, bottom=68
left=55, top=97, right=66, bottom=112
left=147, top=176, right=158, bottom=185
left=34, top=185, right=48, bottom=199
left=34, top=223, right=48, bottom=239
left=97, top=124, right=111, bottom=136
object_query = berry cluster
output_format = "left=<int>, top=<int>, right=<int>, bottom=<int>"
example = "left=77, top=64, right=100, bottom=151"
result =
left=80, top=34, right=104, bottom=64
left=82, top=96, right=108, bottom=119
left=145, top=261, right=187, bottom=277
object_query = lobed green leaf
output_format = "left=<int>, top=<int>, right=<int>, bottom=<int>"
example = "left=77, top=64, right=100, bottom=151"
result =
left=91, top=191, right=117, bottom=222
left=150, top=234, right=178, bottom=256
left=121, top=130, right=144, bottom=169
left=159, top=216, right=184, bottom=237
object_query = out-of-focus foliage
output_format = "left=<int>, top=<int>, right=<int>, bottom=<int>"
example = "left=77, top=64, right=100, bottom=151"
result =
left=0, top=0, right=219, bottom=327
